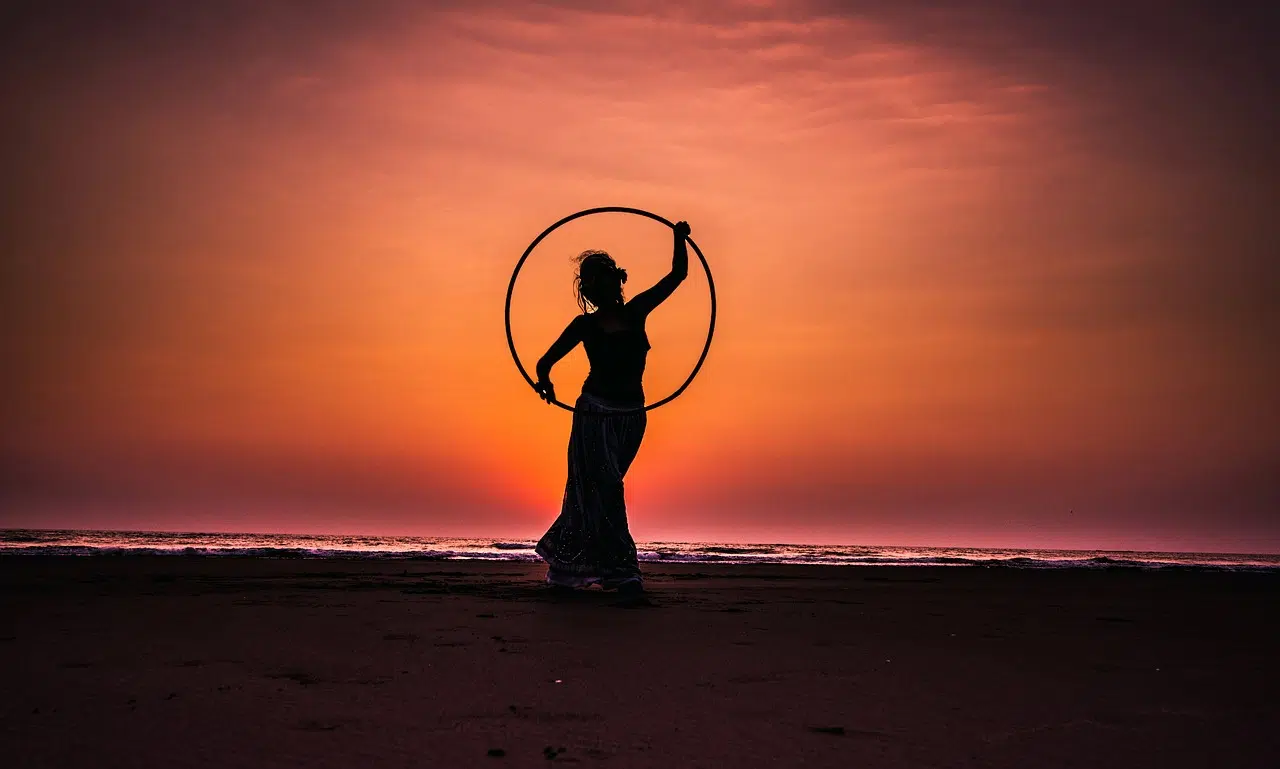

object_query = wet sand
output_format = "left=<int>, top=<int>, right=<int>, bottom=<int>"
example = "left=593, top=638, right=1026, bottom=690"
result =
left=2, top=556, right=1276, bottom=768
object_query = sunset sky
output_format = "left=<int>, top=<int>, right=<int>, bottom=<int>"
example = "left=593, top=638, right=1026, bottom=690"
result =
left=3, top=0, right=1276, bottom=552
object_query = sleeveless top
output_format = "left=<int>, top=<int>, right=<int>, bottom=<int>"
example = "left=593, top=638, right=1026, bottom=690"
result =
left=580, top=311, right=650, bottom=404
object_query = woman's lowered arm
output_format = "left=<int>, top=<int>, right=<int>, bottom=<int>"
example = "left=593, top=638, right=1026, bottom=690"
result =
left=533, top=316, right=585, bottom=403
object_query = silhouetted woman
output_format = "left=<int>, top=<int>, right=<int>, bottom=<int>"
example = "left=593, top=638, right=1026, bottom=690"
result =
left=532, top=220, right=691, bottom=598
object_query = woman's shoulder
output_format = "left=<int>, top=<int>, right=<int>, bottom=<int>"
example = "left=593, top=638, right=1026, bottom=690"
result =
left=578, top=307, right=645, bottom=334
left=572, top=313, right=598, bottom=335
left=620, top=303, right=649, bottom=322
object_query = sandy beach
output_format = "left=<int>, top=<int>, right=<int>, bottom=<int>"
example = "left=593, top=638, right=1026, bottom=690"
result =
left=2, top=557, right=1276, bottom=768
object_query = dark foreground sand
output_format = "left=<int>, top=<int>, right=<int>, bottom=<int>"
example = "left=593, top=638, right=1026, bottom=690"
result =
left=1, top=557, right=1276, bottom=768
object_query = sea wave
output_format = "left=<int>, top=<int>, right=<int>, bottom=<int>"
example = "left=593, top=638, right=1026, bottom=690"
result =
left=2, top=530, right=1276, bottom=571
left=694, top=546, right=779, bottom=555
left=0, top=545, right=544, bottom=561
left=1, top=531, right=54, bottom=543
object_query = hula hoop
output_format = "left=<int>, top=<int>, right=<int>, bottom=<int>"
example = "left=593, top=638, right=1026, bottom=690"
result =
left=505, top=206, right=716, bottom=415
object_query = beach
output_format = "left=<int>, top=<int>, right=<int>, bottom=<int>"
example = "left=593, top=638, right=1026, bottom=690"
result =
left=2, top=556, right=1276, bottom=768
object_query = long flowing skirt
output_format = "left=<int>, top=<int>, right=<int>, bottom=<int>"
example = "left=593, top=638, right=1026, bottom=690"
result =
left=535, top=392, right=647, bottom=588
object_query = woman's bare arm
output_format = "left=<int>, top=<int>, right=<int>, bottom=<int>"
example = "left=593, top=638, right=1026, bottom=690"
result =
left=533, top=316, right=585, bottom=403
left=628, top=220, right=690, bottom=317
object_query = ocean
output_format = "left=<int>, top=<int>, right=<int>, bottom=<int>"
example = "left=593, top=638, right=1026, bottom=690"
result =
left=2, top=529, right=1276, bottom=570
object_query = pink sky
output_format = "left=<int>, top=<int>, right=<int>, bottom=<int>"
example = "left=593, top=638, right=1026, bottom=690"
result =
left=3, top=1, right=1277, bottom=552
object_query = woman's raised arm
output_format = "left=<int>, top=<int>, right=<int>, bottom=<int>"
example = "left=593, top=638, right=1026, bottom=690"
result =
left=628, top=220, right=690, bottom=316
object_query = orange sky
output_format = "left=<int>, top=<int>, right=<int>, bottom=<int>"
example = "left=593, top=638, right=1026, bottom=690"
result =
left=3, top=1, right=1277, bottom=552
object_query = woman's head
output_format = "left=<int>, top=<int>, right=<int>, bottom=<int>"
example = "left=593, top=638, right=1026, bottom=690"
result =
left=574, top=250, right=627, bottom=312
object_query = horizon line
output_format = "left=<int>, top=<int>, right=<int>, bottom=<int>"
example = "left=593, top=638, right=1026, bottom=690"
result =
left=3, top=526, right=1277, bottom=558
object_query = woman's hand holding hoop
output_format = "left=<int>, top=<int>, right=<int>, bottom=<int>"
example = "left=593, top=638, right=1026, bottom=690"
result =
left=534, top=380, right=556, bottom=404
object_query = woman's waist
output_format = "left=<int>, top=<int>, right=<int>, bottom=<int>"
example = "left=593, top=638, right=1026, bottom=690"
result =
left=578, top=380, right=645, bottom=409
left=583, top=367, right=644, bottom=387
